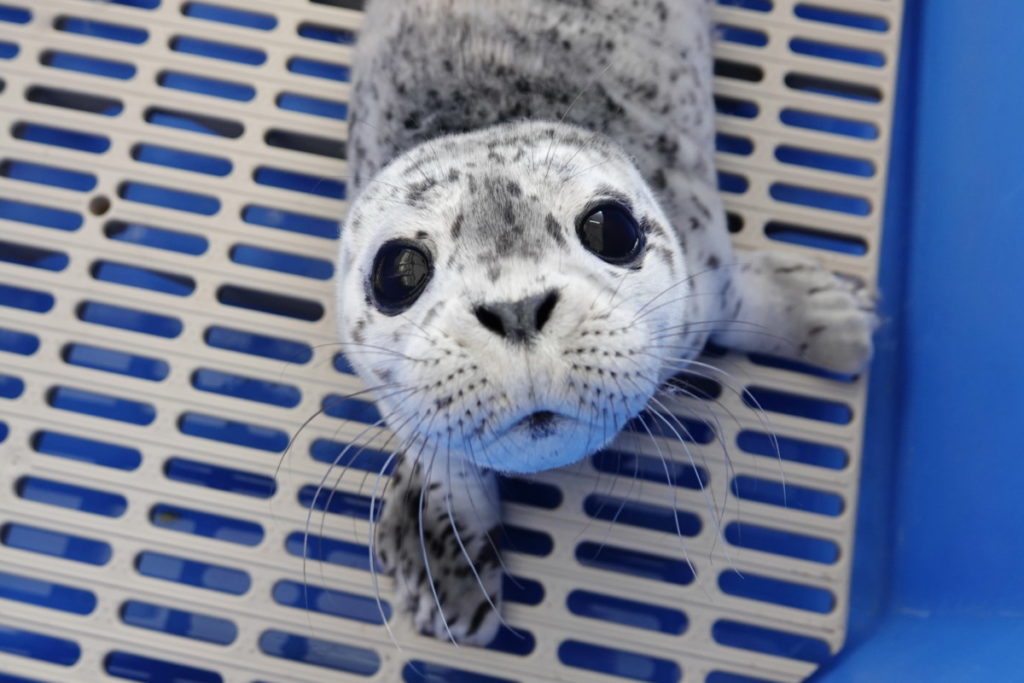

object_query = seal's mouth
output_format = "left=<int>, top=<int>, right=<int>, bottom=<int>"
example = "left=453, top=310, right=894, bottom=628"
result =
left=483, top=409, right=572, bottom=445
left=471, top=408, right=618, bottom=472
left=515, top=410, right=559, bottom=439
left=471, top=406, right=604, bottom=460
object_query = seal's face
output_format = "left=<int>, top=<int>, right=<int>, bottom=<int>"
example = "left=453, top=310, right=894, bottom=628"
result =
left=337, top=123, right=692, bottom=473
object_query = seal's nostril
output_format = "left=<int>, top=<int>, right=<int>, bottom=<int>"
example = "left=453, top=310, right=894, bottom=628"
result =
left=535, top=291, right=558, bottom=332
left=475, top=305, right=506, bottom=337
left=474, top=289, right=559, bottom=343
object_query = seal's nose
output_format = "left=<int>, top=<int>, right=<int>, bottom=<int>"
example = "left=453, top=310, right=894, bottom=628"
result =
left=474, top=290, right=559, bottom=344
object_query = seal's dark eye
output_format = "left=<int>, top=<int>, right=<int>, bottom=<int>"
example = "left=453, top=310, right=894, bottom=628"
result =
left=370, top=240, right=432, bottom=314
left=577, top=204, right=643, bottom=264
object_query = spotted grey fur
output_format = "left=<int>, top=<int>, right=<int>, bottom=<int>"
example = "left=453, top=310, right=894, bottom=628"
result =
left=334, top=0, right=876, bottom=646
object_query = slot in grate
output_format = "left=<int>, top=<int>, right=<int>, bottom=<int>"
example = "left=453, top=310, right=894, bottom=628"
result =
left=0, top=1, right=903, bottom=681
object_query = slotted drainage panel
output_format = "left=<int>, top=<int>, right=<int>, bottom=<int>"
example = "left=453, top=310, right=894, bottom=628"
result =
left=0, top=1, right=903, bottom=682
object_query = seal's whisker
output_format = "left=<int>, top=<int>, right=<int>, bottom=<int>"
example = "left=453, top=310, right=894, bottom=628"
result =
left=631, top=411, right=711, bottom=601
left=647, top=393, right=741, bottom=569
left=558, top=159, right=612, bottom=184
left=648, top=325, right=794, bottom=350
left=655, top=382, right=736, bottom=533
left=590, top=397, right=613, bottom=494
left=352, top=407, right=436, bottom=529
left=634, top=350, right=752, bottom=572
left=273, top=381, right=412, bottom=534
left=398, top=306, right=453, bottom=342
left=590, top=394, right=644, bottom=554
left=443, top=440, right=519, bottom=637
left=299, top=415, right=387, bottom=637
left=646, top=353, right=788, bottom=505
left=324, top=407, right=424, bottom=563
left=542, top=62, right=614, bottom=179
left=640, top=401, right=724, bottom=559
left=630, top=261, right=753, bottom=323
left=557, top=125, right=610, bottom=177
left=572, top=396, right=628, bottom=545
left=576, top=269, right=631, bottom=336
left=302, top=415, right=395, bottom=620
left=330, top=340, right=439, bottom=364
left=461, top=431, right=522, bottom=589
left=417, top=441, right=459, bottom=645
left=365, top=414, right=434, bottom=635
left=367, top=452, right=405, bottom=652
left=645, top=315, right=787, bottom=339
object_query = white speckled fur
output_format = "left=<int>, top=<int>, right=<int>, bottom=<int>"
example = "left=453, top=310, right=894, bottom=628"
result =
left=333, top=0, right=875, bottom=646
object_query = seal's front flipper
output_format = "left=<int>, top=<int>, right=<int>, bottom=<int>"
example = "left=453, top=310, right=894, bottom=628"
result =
left=710, top=250, right=876, bottom=374
left=376, top=454, right=504, bottom=646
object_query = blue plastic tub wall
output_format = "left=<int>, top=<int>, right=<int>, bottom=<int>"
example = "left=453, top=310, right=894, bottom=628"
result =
left=817, top=0, right=1024, bottom=680
left=2, top=0, right=1023, bottom=681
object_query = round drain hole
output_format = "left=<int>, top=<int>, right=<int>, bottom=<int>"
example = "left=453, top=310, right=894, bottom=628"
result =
left=89, top=195, right=111, bottom=216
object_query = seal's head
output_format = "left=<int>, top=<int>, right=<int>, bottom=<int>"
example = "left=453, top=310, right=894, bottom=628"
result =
left=336, top=122, right=695, bottom=473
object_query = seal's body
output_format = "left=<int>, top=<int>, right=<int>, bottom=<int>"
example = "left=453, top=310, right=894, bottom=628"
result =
left=335, top=0, right=874, bottom=644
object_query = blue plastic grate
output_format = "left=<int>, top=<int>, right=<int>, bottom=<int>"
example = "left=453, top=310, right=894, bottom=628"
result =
left=182, top=2, right=277, bottom=31
left=560, top=639, right=682, bottom=682
left=0, top=570, right=98, bottom=615
left=53, top=17, right=148, bottom=44
left=567, top=590, right=689, bottom=634
left=0, top=0, right=901, bottom=679
left=135, top=551, right=251, bottom=595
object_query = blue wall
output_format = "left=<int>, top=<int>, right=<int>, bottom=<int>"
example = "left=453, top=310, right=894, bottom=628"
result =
left=820, top=1, right=1024, bottom=679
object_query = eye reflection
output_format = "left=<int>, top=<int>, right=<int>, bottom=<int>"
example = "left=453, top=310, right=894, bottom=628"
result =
left=371, top=240, right=432, bottom=314
left=577, top=203, right=643, bottom=264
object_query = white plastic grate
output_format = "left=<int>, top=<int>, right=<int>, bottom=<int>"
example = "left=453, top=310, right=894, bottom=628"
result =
left=0, top=1, right=903, bottom=681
